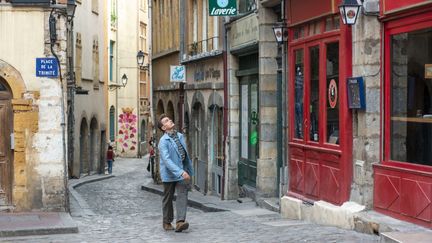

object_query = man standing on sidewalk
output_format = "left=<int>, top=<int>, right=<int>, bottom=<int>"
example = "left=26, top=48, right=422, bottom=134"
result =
left=157, top=114, right=193, bottom=232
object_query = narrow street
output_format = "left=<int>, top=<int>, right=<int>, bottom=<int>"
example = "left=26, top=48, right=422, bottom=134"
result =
left=2, top=158, right=379, bottom=243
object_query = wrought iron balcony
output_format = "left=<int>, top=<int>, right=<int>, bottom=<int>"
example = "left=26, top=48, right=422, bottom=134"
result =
left=184, top=36, right=222, bottom=63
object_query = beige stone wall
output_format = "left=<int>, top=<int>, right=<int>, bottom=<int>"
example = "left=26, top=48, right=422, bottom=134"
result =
left=0, top=6, right=68, bottom=211
left=350, top=13, right=381, bottom=207
left=73, top=0, right=108, bottom=172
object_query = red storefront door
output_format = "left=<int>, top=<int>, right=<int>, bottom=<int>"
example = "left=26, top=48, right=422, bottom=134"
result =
left=287, top=15, right=352, bottom=205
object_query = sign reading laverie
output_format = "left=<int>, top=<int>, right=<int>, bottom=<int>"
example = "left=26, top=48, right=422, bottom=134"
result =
left=36, top=58, right=59, bottom=77
left=209, top=0, right=237, bottom=16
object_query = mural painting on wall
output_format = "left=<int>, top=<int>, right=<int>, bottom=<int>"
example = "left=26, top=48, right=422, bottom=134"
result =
left=118, top=107, right=137, bottom=152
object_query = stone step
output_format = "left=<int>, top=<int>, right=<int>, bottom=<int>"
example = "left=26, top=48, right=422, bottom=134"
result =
left=380, top=231, right=432, bottom=243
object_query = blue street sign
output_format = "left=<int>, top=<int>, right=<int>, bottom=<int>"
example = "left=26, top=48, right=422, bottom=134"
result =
left=36, top=58, right=59, bottom=77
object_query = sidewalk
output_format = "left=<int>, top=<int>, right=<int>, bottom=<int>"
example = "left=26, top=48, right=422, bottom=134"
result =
left=141, top=180, right=258, bottom=212
left=0, top=173, right=113, bottom=238
left=0, top=212, right=77, bottom=237
left=142, top=179, right=432, bottom=242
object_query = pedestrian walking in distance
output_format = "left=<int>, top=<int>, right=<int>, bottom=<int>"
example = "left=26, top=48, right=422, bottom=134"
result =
left=157, top=114, right=194, bottom=232
left=106, top=145, right=115, bottom=174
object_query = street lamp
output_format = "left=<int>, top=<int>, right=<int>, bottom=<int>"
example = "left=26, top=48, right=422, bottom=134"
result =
left=339, top=0, right=362, bottom=25
left=67, top=0, right=77, bottom=21
left=121, top=73, right=128, bottom=87
left=272, top=24, right=288, bottom=45
left=109, top=73, right=128, bottom=91
left=137, top=50, right=145, bottom=68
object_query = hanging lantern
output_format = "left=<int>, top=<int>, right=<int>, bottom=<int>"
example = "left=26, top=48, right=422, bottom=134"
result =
left=339, top=0, right=362, bottom=25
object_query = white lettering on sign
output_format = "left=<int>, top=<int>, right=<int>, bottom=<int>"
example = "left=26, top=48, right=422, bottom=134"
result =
left=38, top=70, right=56, bottom=76
left=41, top=59, right=54, bottom=64
left=210, top=7, right=236, bottom=15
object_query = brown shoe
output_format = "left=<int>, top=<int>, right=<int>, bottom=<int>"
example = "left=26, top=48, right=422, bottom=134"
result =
left=175, top=221, right=189, bottom=232
left=163, top=223, right=174, bottom=231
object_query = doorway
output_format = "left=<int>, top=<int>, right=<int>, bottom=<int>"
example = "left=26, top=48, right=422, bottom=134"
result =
left=288, top=34, right=351, bottom=205
left=0, top=79, right=13, bottom=205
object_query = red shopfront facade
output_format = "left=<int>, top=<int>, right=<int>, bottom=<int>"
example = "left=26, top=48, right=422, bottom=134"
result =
left=287, top=0, right=353, bottom=205
left=374, top=0, right=432, bottom=228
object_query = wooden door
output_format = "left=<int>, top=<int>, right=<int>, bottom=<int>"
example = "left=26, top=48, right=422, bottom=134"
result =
left=0, top=85, right=13, bottom=205
left=288, top=36, right=351, bottom=205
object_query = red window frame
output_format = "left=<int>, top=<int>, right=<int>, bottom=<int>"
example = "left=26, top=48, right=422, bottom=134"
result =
left=383, top=10, right=432, bottom=173
left=288, top=23, right=343, bottom=151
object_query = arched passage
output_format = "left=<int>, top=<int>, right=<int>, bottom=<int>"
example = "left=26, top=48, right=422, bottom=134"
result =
left=109, top=106, right=115, bottom=142
left=192, top=101, right=206, bottom=193
left=140, top=119, right=147, bottom=155
left=80, top=118, right=89, bottom=174
left=90, top=117, right=99, bottom=173
left=167, top=101, right=175, bottom=124
left=0, top=77, right=13, bottom=204
left=208, top=92, right=224, bottom=195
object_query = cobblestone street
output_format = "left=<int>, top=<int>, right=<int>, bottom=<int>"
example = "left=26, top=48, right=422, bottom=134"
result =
left=2, top=158, right=380, bottom=243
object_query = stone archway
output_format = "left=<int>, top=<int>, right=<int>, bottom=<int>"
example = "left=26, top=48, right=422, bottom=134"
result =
left=167, top=101, right=175, bottom=124
left=90, top=117, right=99, bottom=174
left=0, top=60, right=28, bottom=209
left=80, top=118, right=89, bottom=175
left=109, top=106, right=115, bottom=142
left=0, top=77, right=13, bottom=205
left=140, top=120, right=147, bottom=155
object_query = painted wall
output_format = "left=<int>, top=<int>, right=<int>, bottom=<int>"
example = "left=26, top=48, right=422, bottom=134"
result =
left=107, top=0, right=150, bottom=158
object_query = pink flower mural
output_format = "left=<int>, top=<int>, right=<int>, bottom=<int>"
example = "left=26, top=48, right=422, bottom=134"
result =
left=118, top=107, right=137, bottom=152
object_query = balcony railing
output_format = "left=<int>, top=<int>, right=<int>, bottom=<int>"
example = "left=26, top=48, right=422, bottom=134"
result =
left=187, top=36, right=220, bottom=58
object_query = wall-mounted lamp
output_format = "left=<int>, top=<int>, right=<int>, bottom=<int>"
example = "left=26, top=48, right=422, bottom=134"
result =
left=137, top=50, right=150, bottom=70
left=272, top=23, right=288, bottom=45
left=137, top=50, right=145, bottom=67
left=67, top=0, right=77, bottom=21
left=109, top=73, right=128, bottom=91
left=339, top=0, right=362, bottom=25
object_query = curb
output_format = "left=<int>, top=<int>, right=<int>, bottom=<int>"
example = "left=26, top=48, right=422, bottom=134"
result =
left=141, top=185, right=226, bottom=213
left=68, top=174, right=115, bottom=216
left=0, top=213, right=78, bottom=238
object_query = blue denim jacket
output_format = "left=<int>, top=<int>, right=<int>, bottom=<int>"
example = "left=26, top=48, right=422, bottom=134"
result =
left=158, top=132, right=194, bottom=182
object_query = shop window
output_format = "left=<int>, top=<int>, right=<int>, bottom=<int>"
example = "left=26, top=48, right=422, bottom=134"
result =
left=294, top=49, right=304, bottom=139
left=309, top=46, right=320, bottom=142
left=325, top=15, right=340, bottom=32
left=326, top=42, right=339, bottom=144
left=390, top=27, right=432, bottom=166
left=239, top=0, right=257, bottom=14
left=240, top=79, right=258, bottom=162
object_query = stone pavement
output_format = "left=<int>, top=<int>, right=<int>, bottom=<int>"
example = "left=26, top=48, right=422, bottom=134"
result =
left=1, top=156, right=380, bottom=242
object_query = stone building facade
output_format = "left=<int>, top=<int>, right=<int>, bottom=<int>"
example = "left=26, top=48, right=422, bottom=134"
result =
left=71, top=0, right=108, bottom=177
left=0, top=1, right=69, bottom=211
left=225, top=1, right=281, bottom=201
left=180, top=0, right=225, bottom=196
left=108, top=0, right=151, bottom=159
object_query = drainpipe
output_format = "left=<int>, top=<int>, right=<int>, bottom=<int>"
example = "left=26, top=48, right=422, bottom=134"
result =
left=179, top=0, right=185, bottom=130
left=49, top=8, right=68, bottom=211
left=221, top=17, right=228, bottom=200
left=148, top=0, right=154, bottom=132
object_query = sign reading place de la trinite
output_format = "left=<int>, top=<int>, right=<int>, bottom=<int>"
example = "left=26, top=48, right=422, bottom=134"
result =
left=209, top=0, right=237, bottom=16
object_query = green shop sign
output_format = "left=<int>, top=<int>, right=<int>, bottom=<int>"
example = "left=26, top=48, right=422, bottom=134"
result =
left=209, top=0, right=237, bottom=16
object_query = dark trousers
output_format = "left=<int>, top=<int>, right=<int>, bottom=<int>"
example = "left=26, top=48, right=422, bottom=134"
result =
left=162, top=181, right=188, bottom=224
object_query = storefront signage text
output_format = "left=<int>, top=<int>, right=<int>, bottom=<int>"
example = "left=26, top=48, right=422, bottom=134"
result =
left=209, top=0, right=237, bottom=16
left=194, top=67, right=221, bottom=82
left=230, top=14, right=258, bottom=49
